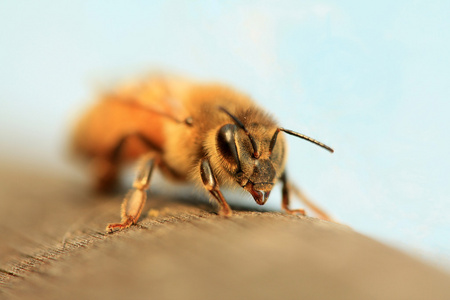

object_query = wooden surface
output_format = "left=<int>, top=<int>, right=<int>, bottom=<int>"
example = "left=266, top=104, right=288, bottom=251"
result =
left=0, top=163, right=449, bottom=300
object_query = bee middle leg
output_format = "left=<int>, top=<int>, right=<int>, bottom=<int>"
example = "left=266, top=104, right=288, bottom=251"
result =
left=106, top=156, right=155, bottom=232
left=200, top=159, right=232, bottom=217
left=280, top=171, right=306, bottom=215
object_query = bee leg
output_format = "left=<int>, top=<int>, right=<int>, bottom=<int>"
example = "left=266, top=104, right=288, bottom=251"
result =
left=92, top=157, right=118, bottom=192
left=280, top=171, right=306, bottom=215
left=200, top=159, right=232, bottom=217
left=289, top=182, right=333, bottom=221
left=106, top=156, right=155, bottom=232
left=91, top=135, right=132, bottom=192
left=94, top=132, right=161, bottom=192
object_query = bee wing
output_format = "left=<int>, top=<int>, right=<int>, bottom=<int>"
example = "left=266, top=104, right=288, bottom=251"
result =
left=73, top=75, right=193, bottom=162
left=112, top=75, right=192, bottom=124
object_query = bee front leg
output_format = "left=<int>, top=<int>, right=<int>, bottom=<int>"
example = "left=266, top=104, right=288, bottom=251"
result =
left=200, top=159, right=232, bottom=217
left=280, top=171, right=306, bottom=216
left=106, top=156, right=155, bottom=232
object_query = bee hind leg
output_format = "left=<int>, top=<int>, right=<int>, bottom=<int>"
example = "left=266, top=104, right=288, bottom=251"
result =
left=281, top=171, right=333, bottom=221
left=92, top=157, right=118, bottom=192
left=106, top=155, right=155, bottom=232
left=200, top=159, right=232, bottom=217
left=92, top=132, right=160, bottom=193
left=280, top=171, right=306, bottom=215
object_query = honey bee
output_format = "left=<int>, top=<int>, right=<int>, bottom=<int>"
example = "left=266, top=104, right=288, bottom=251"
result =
left=72, top=75, right=334, bottom=232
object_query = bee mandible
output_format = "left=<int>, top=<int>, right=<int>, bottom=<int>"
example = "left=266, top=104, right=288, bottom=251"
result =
left=72, top=75, right=334, bottom=232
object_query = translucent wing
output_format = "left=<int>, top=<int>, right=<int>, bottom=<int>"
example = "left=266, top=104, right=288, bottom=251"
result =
left=73, top=75, right=193, bottom=160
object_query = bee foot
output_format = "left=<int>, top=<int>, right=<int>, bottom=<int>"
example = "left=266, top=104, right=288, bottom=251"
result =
left=284, top=208, right=306, bottom=216
left=106, top=218, right=134, bottom=233
left=217, top=208, right=233, bottom=217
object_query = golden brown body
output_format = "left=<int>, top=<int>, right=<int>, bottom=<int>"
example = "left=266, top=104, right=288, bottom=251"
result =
left=73, top=75, right=333, bottom=231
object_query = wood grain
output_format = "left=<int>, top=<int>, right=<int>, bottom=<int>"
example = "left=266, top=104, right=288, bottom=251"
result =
left=0, top=163, right=449, bottom=300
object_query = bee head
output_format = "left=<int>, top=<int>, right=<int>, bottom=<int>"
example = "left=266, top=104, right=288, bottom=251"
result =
left=216, top=106, right=334, bottom=206
left=216, top=108, right=286, bottom=205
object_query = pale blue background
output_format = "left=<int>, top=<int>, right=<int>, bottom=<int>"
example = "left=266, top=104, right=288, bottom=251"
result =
left=1, top=1, right=449, bottom=270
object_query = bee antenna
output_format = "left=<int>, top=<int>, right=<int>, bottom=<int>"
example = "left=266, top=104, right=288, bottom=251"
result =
left=218, top=106, right=260, bottom=158
left=270, top=127, right=334, bottom=153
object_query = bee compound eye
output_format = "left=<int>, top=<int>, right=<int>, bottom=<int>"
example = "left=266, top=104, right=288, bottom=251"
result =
left=217, top=124, right=241, bottom=169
